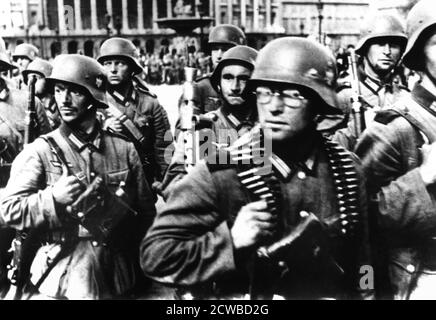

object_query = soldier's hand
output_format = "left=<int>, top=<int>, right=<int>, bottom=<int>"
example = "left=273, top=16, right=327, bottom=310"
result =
left=52, top=170, right=85, bottom=206
left=231, top=200, right=276, bottom=250
left=105, top=115, right=124, bottom=133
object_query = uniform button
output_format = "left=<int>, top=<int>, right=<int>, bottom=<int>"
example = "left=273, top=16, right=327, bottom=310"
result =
left=77, top=212, right=84, bottom=219
left=91, top=241, right=99, bottom=247
left=297, top=171, right=306, bottom=180
left=90, top=172, right=95, bottom=177
left=406, top=264, right=415, bottom=273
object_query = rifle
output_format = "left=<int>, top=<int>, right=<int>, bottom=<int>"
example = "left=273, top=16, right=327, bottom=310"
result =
left=24, top=74, right=38, bottom=145
left=5, top=74, right=40, bottom=299
left=347, top=49, right=366, bottom=137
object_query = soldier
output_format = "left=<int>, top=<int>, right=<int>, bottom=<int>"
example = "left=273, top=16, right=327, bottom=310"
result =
left=355, top=0, right=436, bottom=300
left=97, top=37, right=173, bottom=189
left=22, top=58, right=61, bottom=130
left=179, top=24, right=247, bottom=116
left=0, top=54, right=156, bottom=299
left=140, top=38, right=372, bottom=300
left=162, top=45, right=258, bottom=193
left=333, top=13, right=410, bottom=150
left=12, top=43, right=39, bottom=90
left=0, top=45, right=51, bottom=297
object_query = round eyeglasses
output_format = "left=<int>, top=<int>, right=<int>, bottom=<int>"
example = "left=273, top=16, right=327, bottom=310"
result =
left=255, top=87, right=307, bottom=107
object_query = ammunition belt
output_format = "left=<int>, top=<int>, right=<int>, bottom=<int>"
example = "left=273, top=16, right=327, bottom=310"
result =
left=237, top=167, right=281, bottom=215
left=231, top=128, right=281, bottom=215
left=323, top=137, right=360, bottom=236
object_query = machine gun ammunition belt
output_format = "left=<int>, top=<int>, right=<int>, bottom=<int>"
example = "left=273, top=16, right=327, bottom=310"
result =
left=323, top=138, right=360, bottom=236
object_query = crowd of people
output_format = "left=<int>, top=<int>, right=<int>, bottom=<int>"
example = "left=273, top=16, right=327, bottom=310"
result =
left=0, top=0, right=436, bottom=300
left=139, top=49, right=211, bottom=86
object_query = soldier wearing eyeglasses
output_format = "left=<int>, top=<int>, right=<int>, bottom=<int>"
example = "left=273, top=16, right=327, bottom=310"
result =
left=140, top=38, right=373, bottom=300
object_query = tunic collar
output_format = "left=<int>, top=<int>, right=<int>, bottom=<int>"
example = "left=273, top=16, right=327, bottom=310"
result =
left=59, top=121, right=103, bottom=152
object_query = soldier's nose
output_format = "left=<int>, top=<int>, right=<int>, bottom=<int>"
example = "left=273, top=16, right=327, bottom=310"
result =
left=382, top=43, right=392, bottom=54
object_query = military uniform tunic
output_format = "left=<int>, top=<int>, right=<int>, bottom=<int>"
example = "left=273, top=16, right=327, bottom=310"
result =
left=141, top=131, right=372, bottom=299
left=0, top=122, right=156, bottom=299
left=161, top=105, right=257, bottom=195
left=333, top=67, right=410, bottom=151
left=101, top=82, right=173, bottom=184
left=355, top=84, right=436, bottom=299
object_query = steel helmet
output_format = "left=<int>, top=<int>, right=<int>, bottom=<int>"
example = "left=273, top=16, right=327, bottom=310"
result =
left=355, top=13, right=407, bottom=56
left=22, top=58, right=53, bottom=85
left=47, top=54, right=108, bottom=108
left=402, top=0, right=436, bottom=71
left=208, top=24, right=247, bottom=47
left=210, top=45, right=258, bottom=92
left=250, top=37, right=340, bottom=114
left=97, top=37, right=143, bottom=75
left=12, top=43, right=39, bottom=61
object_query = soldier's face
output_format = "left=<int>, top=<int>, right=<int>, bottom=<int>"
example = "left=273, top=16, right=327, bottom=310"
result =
left=365, top=39, right=402, bottom=74
left=211, top=44, right=233, bottom=68
left=54, top=82, right=91, bottom=123
left=28, top=73, right=46, bottom=95
left=102, top=58, right=132, bottom=86
left=15, top=57, right=31, bottom=72
left=256, top=84, right=316, bottom=143
left=423, top=32, right=436, bottom=79
left=219, top=64, right=251, bottom=107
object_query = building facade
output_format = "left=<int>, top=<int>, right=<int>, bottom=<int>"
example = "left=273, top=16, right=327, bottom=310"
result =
left=0, top=0, right=370, bottom=60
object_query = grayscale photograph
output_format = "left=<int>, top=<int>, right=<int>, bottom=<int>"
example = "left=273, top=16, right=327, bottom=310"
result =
left=0, top=0, right=432, bottom=304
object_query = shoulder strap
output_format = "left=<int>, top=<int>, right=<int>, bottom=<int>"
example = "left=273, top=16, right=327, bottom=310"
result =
left=106, top=101, right=145, bottom=144
left=39, top=135, right=87, bottom=184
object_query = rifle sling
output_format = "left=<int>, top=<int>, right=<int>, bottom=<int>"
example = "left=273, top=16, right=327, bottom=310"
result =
left=39, top=134, right=88, bottom=184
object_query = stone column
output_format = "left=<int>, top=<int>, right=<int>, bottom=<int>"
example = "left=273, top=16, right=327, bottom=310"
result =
left=138, top=0, right=144, bottom=30
left=57, top=0, right=65, bottom=32
left=215, top=0, right=220, bottom=25
left=22, top=0, right=29, bottom=30
left=74, top=0, right=82, bottom=30
left=266, top=0, right=271, bottom=28
left=241, top=0, right=246, bottom=29
left=167, top=0, right=172, bottom=18
left=122, top=0, right=128, bottom=31
left=277, top=0, right=283, bottom=32
left=106, top=0, right=112, bottom=28
left=90, top=0, right=97, bottom=31
left=152, top=0, right=158, bottom=30
left=209, top=0, right=214, bottom=17
left=253, top=0, right=259, bottom=31
left=227, top=0, right=232, bottom=24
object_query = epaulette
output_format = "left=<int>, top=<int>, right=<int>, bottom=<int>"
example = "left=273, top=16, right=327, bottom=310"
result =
left=373, top=109, right=402, bottom=125
left=398, top=84, right=411, bottom=92
left=336, top=71, right=352, bottom=92
left=195, top=73, right=211, bottom=83
left=336, top=81, right=352, bottom=93
left=103, top=129, right=131, bottom=141
left=132, top=76, right=158, bottom=98
left=135, top=84, right=158, bottom=99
